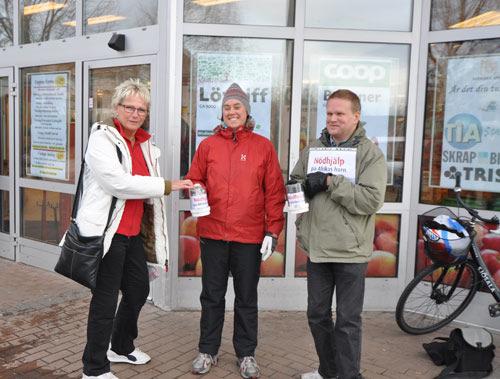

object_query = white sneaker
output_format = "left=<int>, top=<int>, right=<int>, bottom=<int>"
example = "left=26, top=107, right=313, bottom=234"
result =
left=191, top=352, right=218, bottom=374
left=301, top=370, right=324, bottom=379
left=107, top=348, right=151, bottom=365
left=82, top=373, right=119, bottom=379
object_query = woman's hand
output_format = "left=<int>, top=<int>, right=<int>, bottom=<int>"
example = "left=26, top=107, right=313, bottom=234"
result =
left=171, top=179, right=194, bottom=191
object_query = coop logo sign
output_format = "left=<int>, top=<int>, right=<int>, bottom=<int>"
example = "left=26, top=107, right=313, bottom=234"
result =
left=320, top=59, right=391, bottom=86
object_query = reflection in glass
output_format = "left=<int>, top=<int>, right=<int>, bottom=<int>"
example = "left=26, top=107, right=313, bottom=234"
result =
left=21, top=188, right=72, bottom=244
left=20, top=0, right=75, bottom=44
left=88, top=65, right=150, bottom=134
left=305, top=0, right=412, bottom=31
left=0, top=190, right=9, bottom=233
left=21, top=63, right=76, bottom=183
left=0, top=77, right=9, bottom=175
left=179, top=211, right=286, bottom=277
left=84, top=0, right=157, bottom=34
left=420, top=39, right=500, bottom=211
left=0, top=0, right=13, bottom=47
left=181, top=36, right=293, bottom=184
left=431, top=0, right=500, bottom=31
left=184, top=0, right=294, bottom=26
left=295, top=214, right=400, bottom=277
left=301, top=41, right=410, bottom=202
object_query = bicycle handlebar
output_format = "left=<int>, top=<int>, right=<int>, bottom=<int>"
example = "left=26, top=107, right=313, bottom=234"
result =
left=454, top=172, right=499, bottom=225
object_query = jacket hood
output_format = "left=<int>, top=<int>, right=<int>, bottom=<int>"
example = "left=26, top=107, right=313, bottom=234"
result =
left=319, top=121, right=366, bottom=148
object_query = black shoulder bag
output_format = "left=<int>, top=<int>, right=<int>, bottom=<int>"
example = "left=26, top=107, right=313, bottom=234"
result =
left=423, top=327, right=495, bottom=378
left=54, top=145, right=122, bottom=290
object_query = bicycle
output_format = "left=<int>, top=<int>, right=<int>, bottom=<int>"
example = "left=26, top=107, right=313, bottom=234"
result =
left=396, top=172, right=500, bottom=335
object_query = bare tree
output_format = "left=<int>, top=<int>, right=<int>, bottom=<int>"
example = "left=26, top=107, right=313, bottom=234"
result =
left=0, top=0, right=13, bottom=47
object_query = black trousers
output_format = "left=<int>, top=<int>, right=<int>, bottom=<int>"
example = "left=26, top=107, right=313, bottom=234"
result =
left=198, top=238, right=261, bottom=358
left=82, top=234, right=150, bottom=376
left=306, top=259, right=367, bottom=379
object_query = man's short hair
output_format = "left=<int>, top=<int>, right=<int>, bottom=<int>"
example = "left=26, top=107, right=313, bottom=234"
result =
left=327, top=89, right=361, bottom=114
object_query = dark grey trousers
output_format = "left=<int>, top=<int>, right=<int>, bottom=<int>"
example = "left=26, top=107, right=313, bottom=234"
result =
left=198, top=238, right=261, bottom=358
left=306, top=259, right=367, bottom=379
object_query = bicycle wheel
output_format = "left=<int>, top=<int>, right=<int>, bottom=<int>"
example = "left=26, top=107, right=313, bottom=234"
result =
left=396, top=261, right=479, bottom=335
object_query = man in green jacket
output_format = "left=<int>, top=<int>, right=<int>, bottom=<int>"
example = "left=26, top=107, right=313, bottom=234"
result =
left=291, top=89, right=387, bottom=379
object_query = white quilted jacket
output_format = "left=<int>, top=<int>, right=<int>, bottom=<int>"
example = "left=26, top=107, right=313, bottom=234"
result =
left=60, top=121, right=169, bottom=267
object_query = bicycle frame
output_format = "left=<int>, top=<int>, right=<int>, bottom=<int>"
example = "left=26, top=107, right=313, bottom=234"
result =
left=453, top=170, right=500, bottom=316
left=470, top=239, right=500, bottom=314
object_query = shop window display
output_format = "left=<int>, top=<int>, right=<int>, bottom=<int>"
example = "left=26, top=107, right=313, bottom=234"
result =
left=180, top=36, right=292, bottom=277
left=415, top=215, right=500, bottom=289
left=295, top=214, right=401, bottom=277
left=21, top=188, right=72, bottom=244
left=180, top=36, right=292, bottom=181
left=179, top=211, right=287, bottom=277
left=420, top=39, right=500, bottom=211
left=301, top=41, right=410, bottom=203
left=21, top=63, right=75, bottom=183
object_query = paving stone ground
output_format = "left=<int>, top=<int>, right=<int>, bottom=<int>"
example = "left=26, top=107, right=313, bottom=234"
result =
left=1, top=259, right=498, bottom=379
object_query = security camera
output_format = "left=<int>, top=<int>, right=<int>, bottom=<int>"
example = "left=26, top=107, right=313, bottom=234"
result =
left=108, top=33, right=125, bottom=51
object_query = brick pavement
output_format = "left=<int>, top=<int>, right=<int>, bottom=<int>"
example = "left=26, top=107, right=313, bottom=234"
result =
left=1, top=258, right=499, bottom=379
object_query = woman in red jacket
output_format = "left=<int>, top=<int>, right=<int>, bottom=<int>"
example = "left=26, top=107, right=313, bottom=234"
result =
left=186, top=83, right=285, bottom=378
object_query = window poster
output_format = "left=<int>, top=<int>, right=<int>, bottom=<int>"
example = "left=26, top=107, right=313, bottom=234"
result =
left=312, top=57, right=399, bottom=184
left=193, top=52, right=273, bottom=148
left=28, top=72, right=69, bottom=180
left=436, top=55, right=500, bottom=192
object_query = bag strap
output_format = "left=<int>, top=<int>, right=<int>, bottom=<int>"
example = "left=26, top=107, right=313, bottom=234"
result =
left=71, top=136, right=123, bottom=232
left=436, top=350, right=492, bottom=378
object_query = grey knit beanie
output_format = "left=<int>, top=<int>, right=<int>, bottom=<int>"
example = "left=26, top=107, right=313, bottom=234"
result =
left=222, top=83, right=251, bottom=114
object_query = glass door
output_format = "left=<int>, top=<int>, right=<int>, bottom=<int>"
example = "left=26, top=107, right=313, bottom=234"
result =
left=83, top=56, right=158, bottom=296
left=83, top=57, right=154, bottom=145
left=0, top=68, right=15, bottom=260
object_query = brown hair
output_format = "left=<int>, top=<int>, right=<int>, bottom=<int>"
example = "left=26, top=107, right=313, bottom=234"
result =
left=327, top=89, right=361, bottom=114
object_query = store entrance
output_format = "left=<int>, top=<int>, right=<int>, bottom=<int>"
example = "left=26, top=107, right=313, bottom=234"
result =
left=0, top=68, right=15, bottom=260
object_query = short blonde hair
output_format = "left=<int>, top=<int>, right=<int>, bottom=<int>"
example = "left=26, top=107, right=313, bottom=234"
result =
left=111, top=79, right=150, bottom=108
left=328, top=89, right=361, bottom=114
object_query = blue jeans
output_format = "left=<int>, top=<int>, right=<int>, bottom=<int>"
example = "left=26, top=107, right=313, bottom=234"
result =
left=306, top=259, right=367, bottom=379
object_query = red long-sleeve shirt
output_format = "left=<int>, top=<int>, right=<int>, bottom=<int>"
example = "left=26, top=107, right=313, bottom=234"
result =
left=114, top=119, right=151, bottom=236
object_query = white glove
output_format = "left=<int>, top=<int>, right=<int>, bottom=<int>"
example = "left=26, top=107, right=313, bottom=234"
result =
left=260, top=235, right=277, bottom=261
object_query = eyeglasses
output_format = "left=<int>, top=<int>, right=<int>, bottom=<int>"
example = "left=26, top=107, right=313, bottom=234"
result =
left=119, top=104, right=148, bottom=117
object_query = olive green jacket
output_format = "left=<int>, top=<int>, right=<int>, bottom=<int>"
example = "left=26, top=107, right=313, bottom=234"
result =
left=291, top=124, right=387, bottom=263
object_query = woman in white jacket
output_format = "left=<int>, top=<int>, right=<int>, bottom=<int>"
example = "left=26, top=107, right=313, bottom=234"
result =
left=78, top=79, right=192, bottom=379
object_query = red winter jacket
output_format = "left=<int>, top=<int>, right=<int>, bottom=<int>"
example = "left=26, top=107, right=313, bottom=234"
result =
left=186, top=125, right=285, bottom=243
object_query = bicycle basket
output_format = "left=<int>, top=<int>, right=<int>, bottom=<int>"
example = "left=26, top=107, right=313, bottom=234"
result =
left=421, top=214, right=471, bottom=264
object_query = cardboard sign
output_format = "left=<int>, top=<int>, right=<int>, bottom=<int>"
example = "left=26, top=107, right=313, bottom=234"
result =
left=307, top=147, right=357, bottom=183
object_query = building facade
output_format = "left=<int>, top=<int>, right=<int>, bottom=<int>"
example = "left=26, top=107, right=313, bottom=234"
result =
left=0, top=0, right=499, bottom=329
